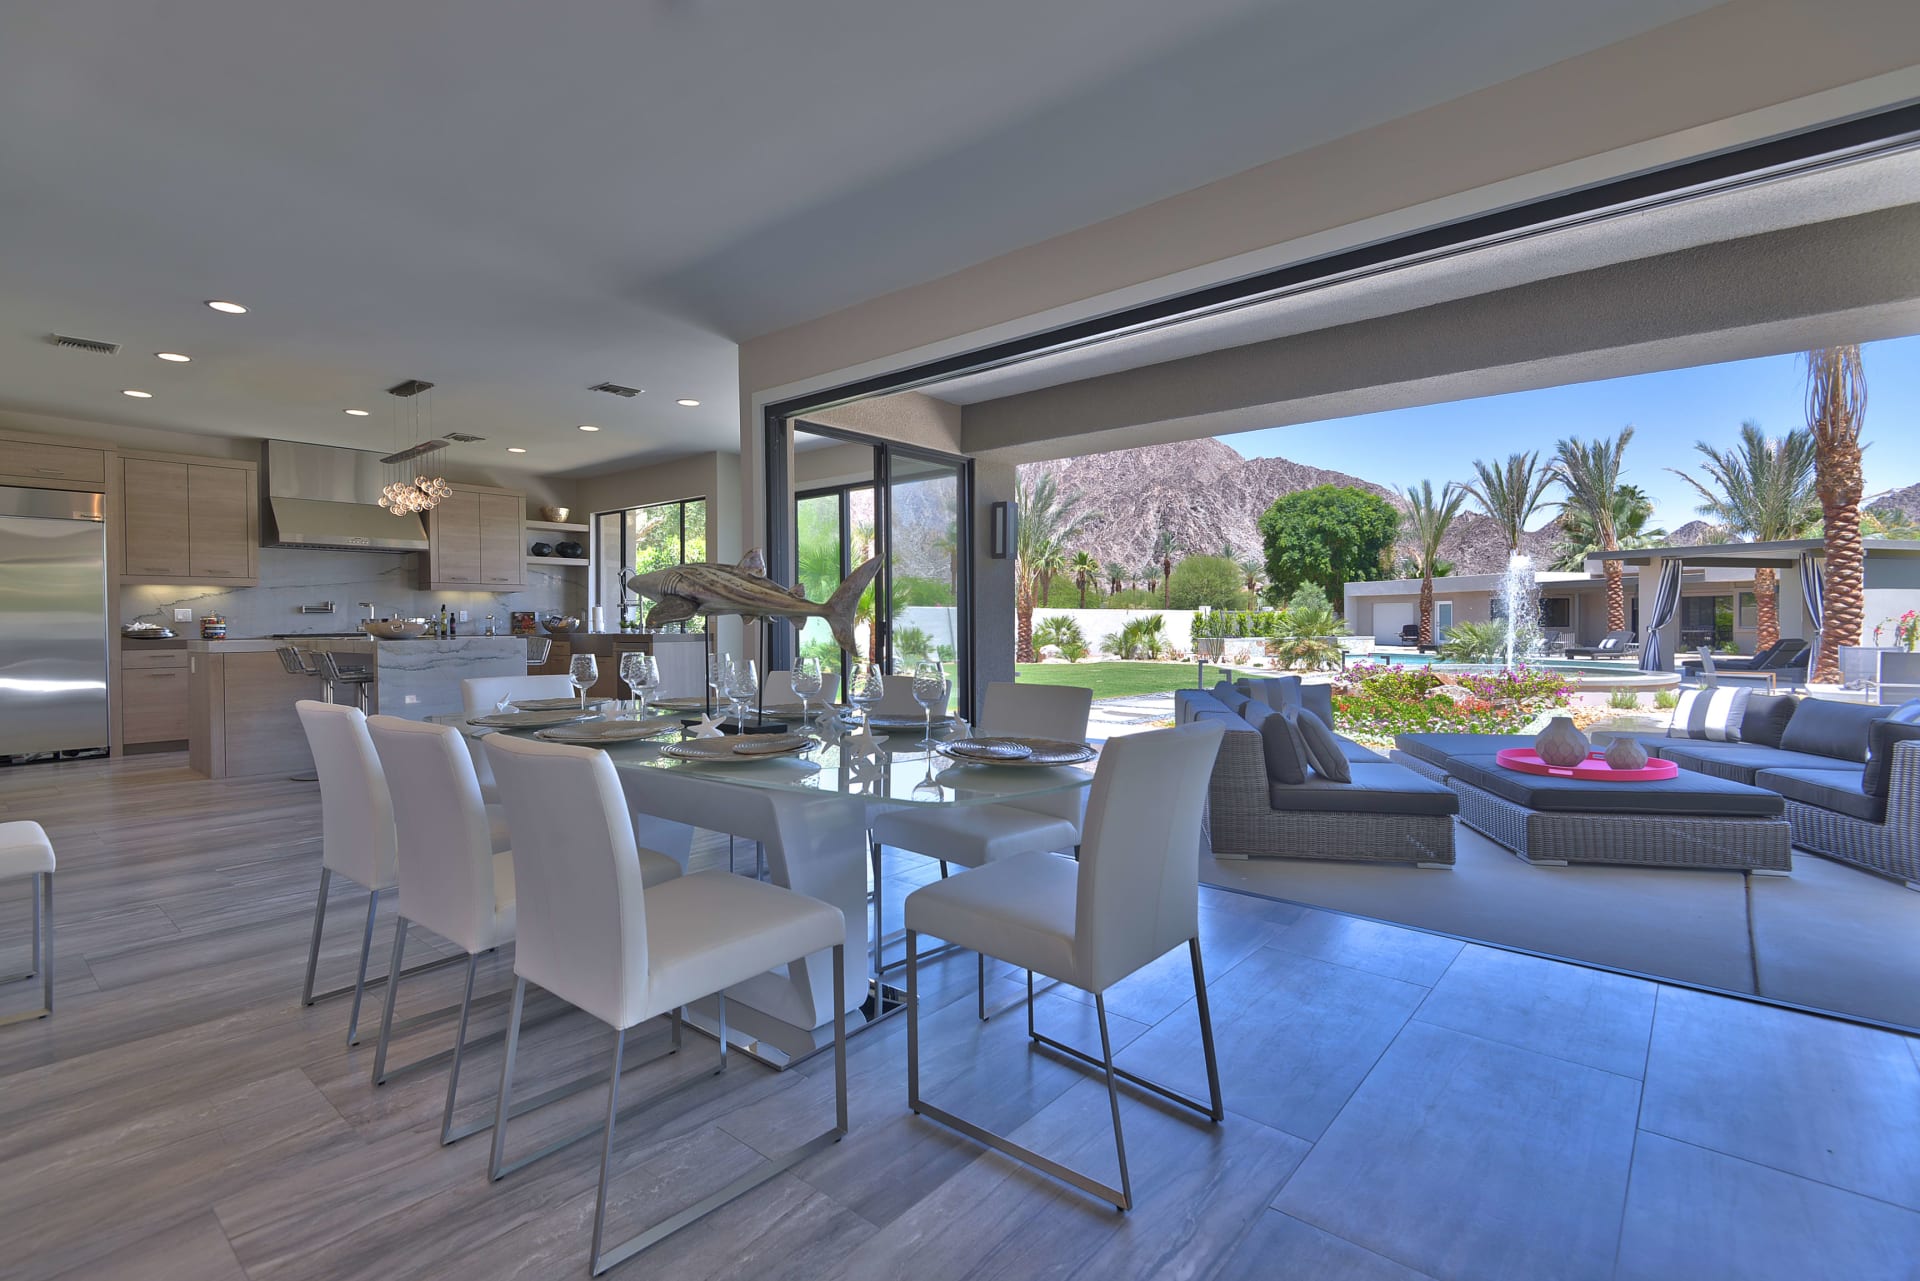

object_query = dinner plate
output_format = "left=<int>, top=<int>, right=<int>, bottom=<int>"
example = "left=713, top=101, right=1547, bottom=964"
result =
left=652, top=696, right=719, bottom=712
left=840, top=712, right=955, bottom=734
left=505, top=696, right=614, bottom=712
left=660, top=735, right=812, bottom=763
left=934, top=737, right=1096, bottom=767
left=467, top=709, right=601, bottom=729
left=535, top=717, right=682, bottom=744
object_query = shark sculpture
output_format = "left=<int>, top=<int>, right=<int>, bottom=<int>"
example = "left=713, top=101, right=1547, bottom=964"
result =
left=622, top=550, right=880, bottom=654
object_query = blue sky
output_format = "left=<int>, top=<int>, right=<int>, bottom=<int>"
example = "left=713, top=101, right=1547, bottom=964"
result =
left=1229, top=335, right=1920, bottom=530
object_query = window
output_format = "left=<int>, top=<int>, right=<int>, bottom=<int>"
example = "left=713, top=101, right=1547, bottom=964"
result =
left=1540, top=596, right=1573, bottom=629
left=593, top=498, right=707, bottom=626
left=1738, top=590, right=1760, bottom=629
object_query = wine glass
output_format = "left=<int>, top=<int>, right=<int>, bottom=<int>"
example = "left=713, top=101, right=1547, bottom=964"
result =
left=620, top=652, right=658, bottom=718
left=790, top=656, right=824, bottom=729
left=848, top=661, right=885, bottom=735
left=911, top=658, right=948, bottom=747
left=724, top=656, right=759, bottom=728
left=568, top=653, right=598, bottom=711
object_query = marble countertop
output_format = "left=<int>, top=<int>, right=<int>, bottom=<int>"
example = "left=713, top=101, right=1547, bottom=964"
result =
left=184, top=635, right=524, bottom=653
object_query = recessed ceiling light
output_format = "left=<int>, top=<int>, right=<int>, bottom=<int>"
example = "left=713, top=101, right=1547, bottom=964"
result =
left=676, top=398, right=700, bottom=407
left=506, top=447, right=528, bottom=454
left=577, top=424, right=601, bottom=432
left=343, top=409, right=370, bottom=416
left=205, top=300, right=248, bottom=314
left=121, top=389, right=153, bottom=398
left=155, top=352, right=191, bottom=363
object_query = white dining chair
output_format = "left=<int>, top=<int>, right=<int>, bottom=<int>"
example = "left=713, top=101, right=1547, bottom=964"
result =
left=867, top=682, right=1091, bottom=1014
left=0, top=821, right=55, bottom=1025
left=461, top=674, right=579, bottom=716
left=874, top=672, right=948, bottom=717
left=484, top=732, right=850, bottom=1275
left=297, top=700, right=508, bottom=1046
left=903, top=720, right=1227, bottom=1211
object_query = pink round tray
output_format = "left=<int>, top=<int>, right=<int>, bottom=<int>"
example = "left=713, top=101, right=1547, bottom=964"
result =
left=1495, top=747, right=1677, bottom=783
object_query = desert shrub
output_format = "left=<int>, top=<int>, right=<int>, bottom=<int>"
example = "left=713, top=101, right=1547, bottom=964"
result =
left=1101, top=614, right=1168, bottom=660
left=1437, top=619, right=1508, bottom=663
left=892, top=624, right=935, bottom=663
left=1654, top=689, right=1681, bottom=709
left=1267, top=593, right=1347, bottom=671
left=1032, top=615, right=1087, bottom=658
left=1330, top=662, right=1571, bottom=741
left=1168, top=555, right=1251, bottom=610
left=1609, top=689, right=1642, bottom=710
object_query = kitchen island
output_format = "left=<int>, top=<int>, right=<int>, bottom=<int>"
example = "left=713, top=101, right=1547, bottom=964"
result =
left=187, top=635, right=524, bottom=778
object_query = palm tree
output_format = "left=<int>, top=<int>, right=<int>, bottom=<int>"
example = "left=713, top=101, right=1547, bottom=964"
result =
left=1068, top=550, right=1101, bottom=609
left=1104, top=561, right=1126, bottom=597
left=1805, top=346, right=1868, bottom=683
left=1402, top=480, right=1468, bottom=645
left=1152, top=529, right=1178, bottom=608
left=1553, top=428, right=1636, bottom=633
left=1140, top=563, right=1160, bottom=597
left=1239, top=557, right=1265, bottom=599
left=1669, top=422, right=1818, bottom=650
left=1013, top=473, right=1086, bottom=663
left=1550, top=485, right=1666, bottom=571
left=1460, top=451, right=1554, bottom=555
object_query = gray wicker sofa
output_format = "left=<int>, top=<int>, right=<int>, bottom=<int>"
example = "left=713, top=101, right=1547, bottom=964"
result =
left=1643, top=694, right=1920, bottom=887
left=1175, top=680, right=1457, bottom=866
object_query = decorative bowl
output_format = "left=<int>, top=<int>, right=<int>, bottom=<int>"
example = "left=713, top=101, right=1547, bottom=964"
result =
left=363, top=619, right=432, bottom=639
left=540, top=506, right=571, bottom=523
left=541, top=615, right=582, bottom=635
left=529, top=541, right=554, bottom=557
left=554, top=540, right=585, bottom=559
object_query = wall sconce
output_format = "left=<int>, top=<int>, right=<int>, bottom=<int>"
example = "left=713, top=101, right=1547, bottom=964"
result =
left=988, top=501, right=1017, bottom=559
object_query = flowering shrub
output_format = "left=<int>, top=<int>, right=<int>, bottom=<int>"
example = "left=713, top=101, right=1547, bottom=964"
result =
left=1331, top=662, right=1572, bottom=742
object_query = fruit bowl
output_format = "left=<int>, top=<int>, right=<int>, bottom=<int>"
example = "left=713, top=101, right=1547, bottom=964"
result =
left=362, top=619, right=432, bottom=639
left=541, top=615, right=582, bottom=635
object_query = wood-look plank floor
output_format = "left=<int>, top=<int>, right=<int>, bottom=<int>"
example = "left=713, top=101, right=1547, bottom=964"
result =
left=3, top=752, right=1919, bottom=1280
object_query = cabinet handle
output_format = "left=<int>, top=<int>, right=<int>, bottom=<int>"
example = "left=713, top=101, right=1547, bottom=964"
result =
left=32, top=466, right=61, bottom=476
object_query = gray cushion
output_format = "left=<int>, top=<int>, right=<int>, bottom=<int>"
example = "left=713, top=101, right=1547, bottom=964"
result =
left=1655, top=740, right=1861, bottom=784
left=1444, top=755, right=1784, bottom=817
left=1217, top=688, right=1253, bottom=718
left=1339, top=737, right=1389, bottom=764
left=1393, top=733, right=1529, bottom=770
left=1293, top=707, right=1351, bottom=783
left=1755, top=765, right=1884, bottom=824
left=1864, top=721, right=1920, bottom=800
left=1667, top=686, right=1750, bottom=741
left=1175, top=689, right=1232, bottom=725
left=1737, top=694, right=1799, bottom=749
left=1267, top=761, right=1459, bottom=816
left=1244, top=674, right=1335, bottom=728
left=1888, top=698, right=1920, bottom=725
left=1778, top=699, right=1893, bottom=763
left=1258, top=704, right=1310, bottom=785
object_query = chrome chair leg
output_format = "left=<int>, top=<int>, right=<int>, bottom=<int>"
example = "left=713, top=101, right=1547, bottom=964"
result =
left=1094, top=993, right=1132, bottom=1211
left=438, top=954, right=482, bottom=1144
left=301, top=868, right=332, bottom=1006
left=345, top=888, right=380, bottom=1045
left=0, top=874, right=53, bottom=1025
left=589, top=1026, right=628, bottom=1269
left=370, top=916, right=410, bottom=1084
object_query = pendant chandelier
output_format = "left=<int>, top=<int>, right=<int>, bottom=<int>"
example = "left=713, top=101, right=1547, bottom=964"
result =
left=378, top=379, right=453, bottom=515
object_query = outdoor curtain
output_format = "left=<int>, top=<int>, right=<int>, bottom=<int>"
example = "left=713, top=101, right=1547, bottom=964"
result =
left=1800, top=550, right=1825, bottom=653
left=1639, top=558, right=1684, bottom=671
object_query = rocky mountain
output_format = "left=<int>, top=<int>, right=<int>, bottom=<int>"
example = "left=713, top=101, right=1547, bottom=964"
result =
left=1020, top=438, right=1564, bottom=581
left=1868, top=482, right=1920, bottom=521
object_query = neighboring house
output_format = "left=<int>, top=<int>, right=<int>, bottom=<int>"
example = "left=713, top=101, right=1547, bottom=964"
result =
left=1344, top=538, right=1920, bottom=662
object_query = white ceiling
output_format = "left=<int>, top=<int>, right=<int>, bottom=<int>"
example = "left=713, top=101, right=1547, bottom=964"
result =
left=0, top=0, right=1717, bottom=473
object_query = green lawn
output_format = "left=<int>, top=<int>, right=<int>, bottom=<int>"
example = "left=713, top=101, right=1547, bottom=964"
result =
left=1014, top=660, right=1252, bottom=701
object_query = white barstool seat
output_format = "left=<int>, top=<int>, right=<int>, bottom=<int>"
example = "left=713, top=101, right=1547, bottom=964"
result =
left=296, top=701, right=510, bottom=1046
left=484, top=732, right=849, bottom=1275
left=868, top=681, right=1092, bottom=1012
left=904, top=720, right=1226, bottom=1212
left=0, top=821, right=55, bottom=1024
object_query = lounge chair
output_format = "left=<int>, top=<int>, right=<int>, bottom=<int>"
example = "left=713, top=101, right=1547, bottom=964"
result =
left=1563, top=630, right=1636, bottom=659
left=1540, top=629, right=1566, bottom=655
left=1682, top=638, right=1810, bottom=690
left=1396, top=623, right=1440, bottom=654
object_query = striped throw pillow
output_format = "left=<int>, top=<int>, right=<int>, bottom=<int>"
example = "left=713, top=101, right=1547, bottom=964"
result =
left=1668, top=687, right=1750, bottom=742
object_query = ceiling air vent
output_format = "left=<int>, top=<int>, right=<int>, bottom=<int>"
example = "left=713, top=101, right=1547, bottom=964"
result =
left=589, top=381, right=644, bottom=398
left=50, top=333, right=120, bottom=355
left=444, top=432, right=484, bottom=443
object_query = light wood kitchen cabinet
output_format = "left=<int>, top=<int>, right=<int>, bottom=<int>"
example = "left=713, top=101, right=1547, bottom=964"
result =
left=420, top=483, right=525, bottom=590
left=0, top=436, right=107, bottom=489
left=117, top=452, right=259, bottom=586
left=121, top=650, right=191, bottom=745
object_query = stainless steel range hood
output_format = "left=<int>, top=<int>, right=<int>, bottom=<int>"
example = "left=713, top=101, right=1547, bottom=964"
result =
left=261, top=440, right=429, bottom=552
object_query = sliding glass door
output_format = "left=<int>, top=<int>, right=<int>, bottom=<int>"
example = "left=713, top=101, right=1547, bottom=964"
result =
left=783, top=421, right=971, bottom=710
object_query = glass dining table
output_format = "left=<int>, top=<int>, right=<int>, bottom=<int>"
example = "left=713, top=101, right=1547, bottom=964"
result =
left=437, top=709, right=1095, bottom=1067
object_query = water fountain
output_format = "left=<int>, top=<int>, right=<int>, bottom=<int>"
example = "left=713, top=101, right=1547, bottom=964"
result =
left=1497, top=552, right=1545, bottom=668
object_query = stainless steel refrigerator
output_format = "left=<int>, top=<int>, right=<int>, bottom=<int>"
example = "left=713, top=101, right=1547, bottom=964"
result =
left=0, top=486, right=109, bottom=756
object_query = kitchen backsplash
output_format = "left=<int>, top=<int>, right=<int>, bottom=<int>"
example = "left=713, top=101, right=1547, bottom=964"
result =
left=121, top=547, right=587, bottom=636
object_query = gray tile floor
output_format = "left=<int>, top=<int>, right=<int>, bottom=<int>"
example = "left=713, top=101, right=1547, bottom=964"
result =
left=3, top=752, right=1919, bottom=1280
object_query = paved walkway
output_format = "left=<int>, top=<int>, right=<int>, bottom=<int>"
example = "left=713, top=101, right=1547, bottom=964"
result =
left=1085, top=692, right=1176, bottom=739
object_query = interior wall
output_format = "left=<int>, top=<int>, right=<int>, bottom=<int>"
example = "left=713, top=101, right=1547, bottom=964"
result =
left=802, top=390, right=963, bottom=455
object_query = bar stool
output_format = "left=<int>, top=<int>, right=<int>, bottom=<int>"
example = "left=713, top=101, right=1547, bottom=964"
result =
left=0, top=821, right=55, bottom=1024
left=525, top=636, right=552, bottom=667
left=317, top=649, right=376, bottom=713
left=276, top=647, right=323, bottom=781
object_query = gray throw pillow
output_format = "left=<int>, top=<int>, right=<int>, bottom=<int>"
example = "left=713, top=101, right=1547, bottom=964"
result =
left=1779, top=699, right=1893, bottom=763
left=1291, top=705, right=1352, bottom=783
left=1299, top=682, right=1336, bottom=730
left=1889, top=698, right=1920, bottom=726
left=1258, top=704, right=1310, bottom=785
left=1737, top=694, right=1799, bottom=748
left=1864, top=720, right=1920, bottom=800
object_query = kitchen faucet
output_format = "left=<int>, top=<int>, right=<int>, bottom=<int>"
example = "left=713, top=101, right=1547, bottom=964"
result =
left=359, top=601, right=378, bottom=622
